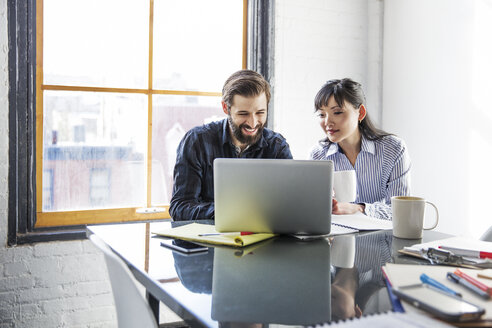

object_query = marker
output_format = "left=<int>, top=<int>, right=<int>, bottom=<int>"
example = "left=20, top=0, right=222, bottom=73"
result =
left=420, top=273, right=462, bottom=297
left=198, top=232, right=254, bottom=236
left=454, top=269, right=492, bottom=295
left=438, top=246, right=492, bottom=259
left=447, top=272, right=490, bottom=300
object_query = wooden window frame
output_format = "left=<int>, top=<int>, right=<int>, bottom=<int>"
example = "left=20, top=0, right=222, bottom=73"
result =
left=8, top=0, right=275, bottom=245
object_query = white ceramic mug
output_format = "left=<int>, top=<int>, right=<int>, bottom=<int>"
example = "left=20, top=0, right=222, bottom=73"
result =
left=331, top=234, right=355, bottom=268
left=333, top=170, right=357, bottom=203
left=391, top=196, right=439, bottom=239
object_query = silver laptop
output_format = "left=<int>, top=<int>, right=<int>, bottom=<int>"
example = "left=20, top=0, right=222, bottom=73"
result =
left=214, top=158, right=333, bottom=234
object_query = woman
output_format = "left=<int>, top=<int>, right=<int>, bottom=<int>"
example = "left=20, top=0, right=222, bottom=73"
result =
left=310, top=78, right=410, bottom=220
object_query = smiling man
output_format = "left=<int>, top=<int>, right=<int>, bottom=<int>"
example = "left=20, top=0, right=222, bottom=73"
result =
left=169, top=70, right=293, bottom=221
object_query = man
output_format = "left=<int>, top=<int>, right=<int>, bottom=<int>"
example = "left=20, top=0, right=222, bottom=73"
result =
left=169, top=70, right=293, bottom=220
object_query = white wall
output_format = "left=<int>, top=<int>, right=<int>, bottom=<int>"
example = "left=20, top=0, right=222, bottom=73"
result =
left=383, top=0, right=492, bottom=238
left=274, top=0, right=384, bottom=159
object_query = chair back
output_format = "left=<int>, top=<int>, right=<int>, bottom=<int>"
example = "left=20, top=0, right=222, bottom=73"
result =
left=89, top=234, right=158, bottom=328
left=480, top=226, right=492, bottom=242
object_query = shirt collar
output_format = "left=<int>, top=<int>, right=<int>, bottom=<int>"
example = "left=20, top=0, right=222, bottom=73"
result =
left=360, top=135, right=376, bottom=155
left=220, top=118, right=268, bottom=149
left=324, top=134, right=376, bottom=156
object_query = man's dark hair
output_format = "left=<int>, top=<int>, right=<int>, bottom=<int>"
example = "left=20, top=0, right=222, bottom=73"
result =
left=222, top=70, right=271, bottom=111
left=314, top=78, right=390, bottom=141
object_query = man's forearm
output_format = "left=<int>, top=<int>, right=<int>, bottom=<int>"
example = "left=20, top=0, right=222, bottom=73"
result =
left=169, top=198, right=215, bottom=221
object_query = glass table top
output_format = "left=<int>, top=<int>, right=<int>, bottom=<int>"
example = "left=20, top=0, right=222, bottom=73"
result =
left=88, top=220, right=450, bottom=327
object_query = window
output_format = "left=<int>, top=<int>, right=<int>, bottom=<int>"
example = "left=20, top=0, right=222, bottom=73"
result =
left=8, top=0, right=274, bottom=244
left=35, top=0, right=246, bottom=227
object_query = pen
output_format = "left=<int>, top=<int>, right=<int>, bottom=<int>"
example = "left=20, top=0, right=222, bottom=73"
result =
left=198, top=232, right=254, bottom=236
left=454, top=269, right=492, bottom=295
left=447, top=272, right=491, bottom=300
left=420, top=273, right=462, bottom=297
left=438, top=246, right=492, bottom=259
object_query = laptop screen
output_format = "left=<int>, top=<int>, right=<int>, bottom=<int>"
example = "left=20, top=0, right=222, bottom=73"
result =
left=214, top=159, right=333, bottom=235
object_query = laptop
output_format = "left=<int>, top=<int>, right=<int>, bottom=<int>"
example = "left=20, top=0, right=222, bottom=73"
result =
left=214, top=158, right=333, bottom=234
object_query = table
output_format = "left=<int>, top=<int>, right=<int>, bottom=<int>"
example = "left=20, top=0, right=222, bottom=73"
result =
left=87, top=221, right=451, bottom=327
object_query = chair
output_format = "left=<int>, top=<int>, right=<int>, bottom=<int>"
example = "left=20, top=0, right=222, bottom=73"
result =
left=480, top=226, right=492, bottom=242
left=89, top=234, right=158, bottom=328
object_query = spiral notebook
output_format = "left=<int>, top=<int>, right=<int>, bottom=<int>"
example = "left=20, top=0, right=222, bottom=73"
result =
left=331, top=212, right=393, bottom=231
left=321, top=311, right=454, bottom=327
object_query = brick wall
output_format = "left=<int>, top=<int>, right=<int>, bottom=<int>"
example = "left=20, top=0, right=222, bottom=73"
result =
left=0, top=0, right=117, bottom=326
left=274, top=0, right=384, bottom=158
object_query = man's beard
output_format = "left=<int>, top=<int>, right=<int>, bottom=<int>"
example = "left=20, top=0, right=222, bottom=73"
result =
left=227, top=115, right=264, bottom=146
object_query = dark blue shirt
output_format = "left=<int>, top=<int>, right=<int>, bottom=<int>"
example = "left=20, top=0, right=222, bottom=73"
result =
left=169, top=119, right=293, bottom=220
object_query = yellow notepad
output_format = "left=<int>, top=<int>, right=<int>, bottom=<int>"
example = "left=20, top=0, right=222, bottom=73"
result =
left=152, top=223, right=276, bottom=247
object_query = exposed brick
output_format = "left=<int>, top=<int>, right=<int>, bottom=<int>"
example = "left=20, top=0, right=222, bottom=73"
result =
left=40, top=296, right=90, bottom=314
left=87, top=293, right=114, bottom=308
left=4, top=261, right=29, bottom=277
left=11, top=246, right=34, bottom=261
left=19, top=303, right=42, bottom=319
left=0, top=276, right=35, bottom=291
left=16, top=285, right=65, bottom=303
left=0, top=249, right=14, bottom=263
left=63, top=306, right=116, bottom=326
left=33, top=240, right=83, bottom=257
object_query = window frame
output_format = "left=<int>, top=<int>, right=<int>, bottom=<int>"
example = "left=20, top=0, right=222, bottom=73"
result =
left=8, top=0, right=275, bottom=245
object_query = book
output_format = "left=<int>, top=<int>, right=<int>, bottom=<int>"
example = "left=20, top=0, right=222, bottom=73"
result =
left=152, top=223, right=276, bottom=247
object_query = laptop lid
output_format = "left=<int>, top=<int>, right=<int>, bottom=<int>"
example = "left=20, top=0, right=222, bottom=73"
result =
left=214, top=158, right=333, bottom=234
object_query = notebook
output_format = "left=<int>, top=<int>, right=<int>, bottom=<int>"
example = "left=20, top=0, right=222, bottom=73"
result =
left=214, top=158, right=333, bottom=235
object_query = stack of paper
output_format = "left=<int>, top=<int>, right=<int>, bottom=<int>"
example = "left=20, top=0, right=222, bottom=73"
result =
left=152, top=223, right=276, bottom=247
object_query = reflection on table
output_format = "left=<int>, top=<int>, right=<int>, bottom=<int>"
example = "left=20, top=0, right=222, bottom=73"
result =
left=88, top=221, right=449, bottom=327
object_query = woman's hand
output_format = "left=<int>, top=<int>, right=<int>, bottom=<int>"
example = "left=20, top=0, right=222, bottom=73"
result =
left=332, top=199, right=365, bottom=215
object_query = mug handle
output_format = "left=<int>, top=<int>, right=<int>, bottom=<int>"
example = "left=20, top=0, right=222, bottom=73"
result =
left=423, top=201, right=439, bottom=230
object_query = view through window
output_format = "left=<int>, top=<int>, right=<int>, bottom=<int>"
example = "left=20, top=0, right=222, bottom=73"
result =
left=37, top=0, right=245, bottom=226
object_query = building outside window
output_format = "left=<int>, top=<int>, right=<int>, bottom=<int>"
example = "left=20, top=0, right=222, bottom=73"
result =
left=36, top=0, right=246, bottom=226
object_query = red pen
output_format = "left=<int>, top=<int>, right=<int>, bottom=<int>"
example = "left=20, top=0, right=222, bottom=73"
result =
left=454, top=269, right=492, bottom=295
left=198, top=232, right=254, bottom=236
left=438, top=246, right=492, bottom=259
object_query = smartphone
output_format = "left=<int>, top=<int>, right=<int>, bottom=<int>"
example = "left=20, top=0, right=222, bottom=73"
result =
left=160, top=239, right=208, bottom=254
left=392, top=283, right=485, bottom=322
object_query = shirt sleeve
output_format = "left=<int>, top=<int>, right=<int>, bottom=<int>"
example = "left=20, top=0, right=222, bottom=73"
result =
left=169, top=132, right=215, bottom=221
left=364, top=141, right=411, bottom=220
left=275, top=138, right=293, bottom=159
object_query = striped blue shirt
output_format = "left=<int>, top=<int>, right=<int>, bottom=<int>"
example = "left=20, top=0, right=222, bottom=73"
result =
left=310, top=135, right=411, bottom=220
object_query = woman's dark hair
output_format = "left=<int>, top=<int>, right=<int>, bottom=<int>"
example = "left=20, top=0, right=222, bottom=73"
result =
left=314, top=78, right=390, bottom=141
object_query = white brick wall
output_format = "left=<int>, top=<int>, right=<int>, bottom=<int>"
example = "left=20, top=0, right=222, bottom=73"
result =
left=0, top=1, right=117, bottom=326
left=274, top=0, right=384, bottom=159
left=0, top=0, right=182, bottom=324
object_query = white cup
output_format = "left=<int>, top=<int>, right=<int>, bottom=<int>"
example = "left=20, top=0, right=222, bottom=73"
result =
left=391, top=196, right=439, bottom=239
left=331, top=234, right=355, bottom=268
left=333, top=170, right=357, bottom=203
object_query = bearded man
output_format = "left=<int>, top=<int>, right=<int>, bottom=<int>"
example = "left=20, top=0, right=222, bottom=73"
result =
left=169, top=70, right=292, bottom=221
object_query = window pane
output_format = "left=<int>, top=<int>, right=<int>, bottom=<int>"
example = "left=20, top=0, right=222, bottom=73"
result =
left=43, top=91, right=148, bottom=211
left=153, top=0, right=243, bottom=92
left=43, top=0, right=149, bottom=88
left=151, top=95, right=225, bottom=205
